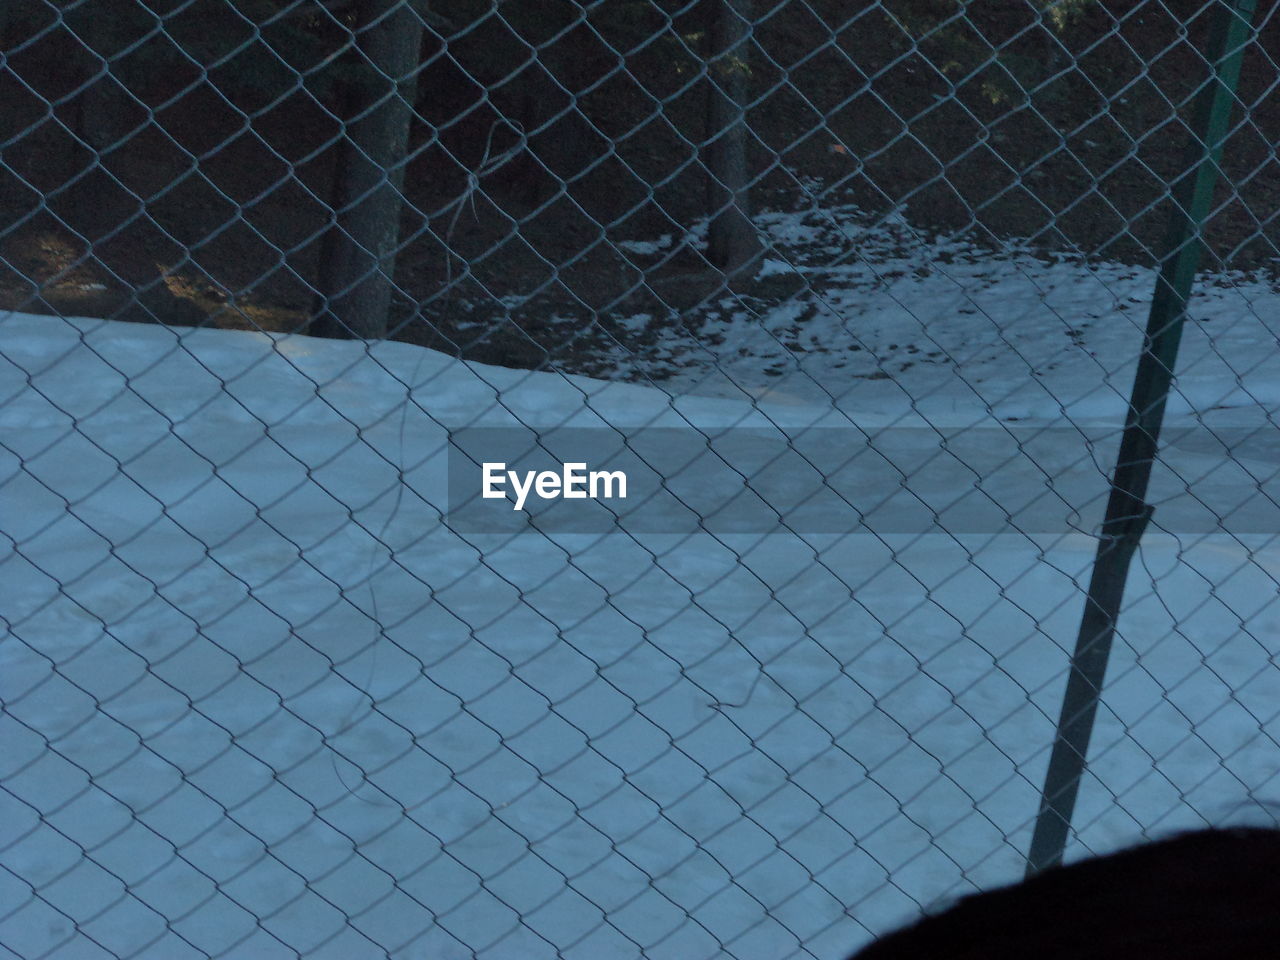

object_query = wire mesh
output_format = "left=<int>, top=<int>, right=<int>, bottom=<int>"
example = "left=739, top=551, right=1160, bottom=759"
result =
left=2, top=1, right=1278, bottom=958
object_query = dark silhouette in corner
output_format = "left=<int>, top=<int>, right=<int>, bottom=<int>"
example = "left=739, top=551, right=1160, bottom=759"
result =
left=849, top=827, right=1280, bottom=960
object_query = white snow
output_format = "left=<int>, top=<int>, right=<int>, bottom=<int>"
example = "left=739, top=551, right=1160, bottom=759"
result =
left=3, top=223, right=1279, bottom=960
left=617, top=236, right=676, bottom=256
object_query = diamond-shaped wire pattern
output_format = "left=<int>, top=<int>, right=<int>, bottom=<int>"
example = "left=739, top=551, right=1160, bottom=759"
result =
left=2, top=2, right=1278, bottom=958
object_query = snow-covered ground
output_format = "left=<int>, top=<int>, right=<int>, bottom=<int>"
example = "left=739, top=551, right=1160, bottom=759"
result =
left=3, top=214, right=1279, bottom=959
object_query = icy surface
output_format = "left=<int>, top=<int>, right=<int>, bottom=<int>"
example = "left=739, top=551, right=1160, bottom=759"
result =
left=3, top=222, right=1279, bottom=959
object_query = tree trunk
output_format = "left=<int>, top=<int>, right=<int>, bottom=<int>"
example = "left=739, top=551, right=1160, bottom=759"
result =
left=704, top=0, right=762, bottom=286
left=309, top=0, right=425, bottom=340
left=66, top=1, right=142, bottom=210
left=72, top=16, right=129, bottom=154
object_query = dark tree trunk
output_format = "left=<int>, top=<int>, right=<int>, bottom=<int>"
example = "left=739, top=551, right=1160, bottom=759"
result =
left=704, top=0, right=762, bottom=286
left=66, top=2, right=143, bottom=214
left=310, top=0, right=425, bottom=340
left=72, top=13, right=130, bottom=154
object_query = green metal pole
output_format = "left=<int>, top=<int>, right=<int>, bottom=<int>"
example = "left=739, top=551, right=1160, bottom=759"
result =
left=1025, top=0, right=1258, bottom=877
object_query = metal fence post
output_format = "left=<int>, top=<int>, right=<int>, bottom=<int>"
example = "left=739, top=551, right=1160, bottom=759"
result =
left=1024, top=0, right=1259, bottom=876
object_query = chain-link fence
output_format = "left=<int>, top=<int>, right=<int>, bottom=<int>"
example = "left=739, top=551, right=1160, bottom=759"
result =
left=2, top=1, right=1279, bottom=957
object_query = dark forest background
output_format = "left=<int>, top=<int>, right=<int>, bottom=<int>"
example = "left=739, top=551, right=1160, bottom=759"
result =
left=1, top=0, right=1276, bottom=374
